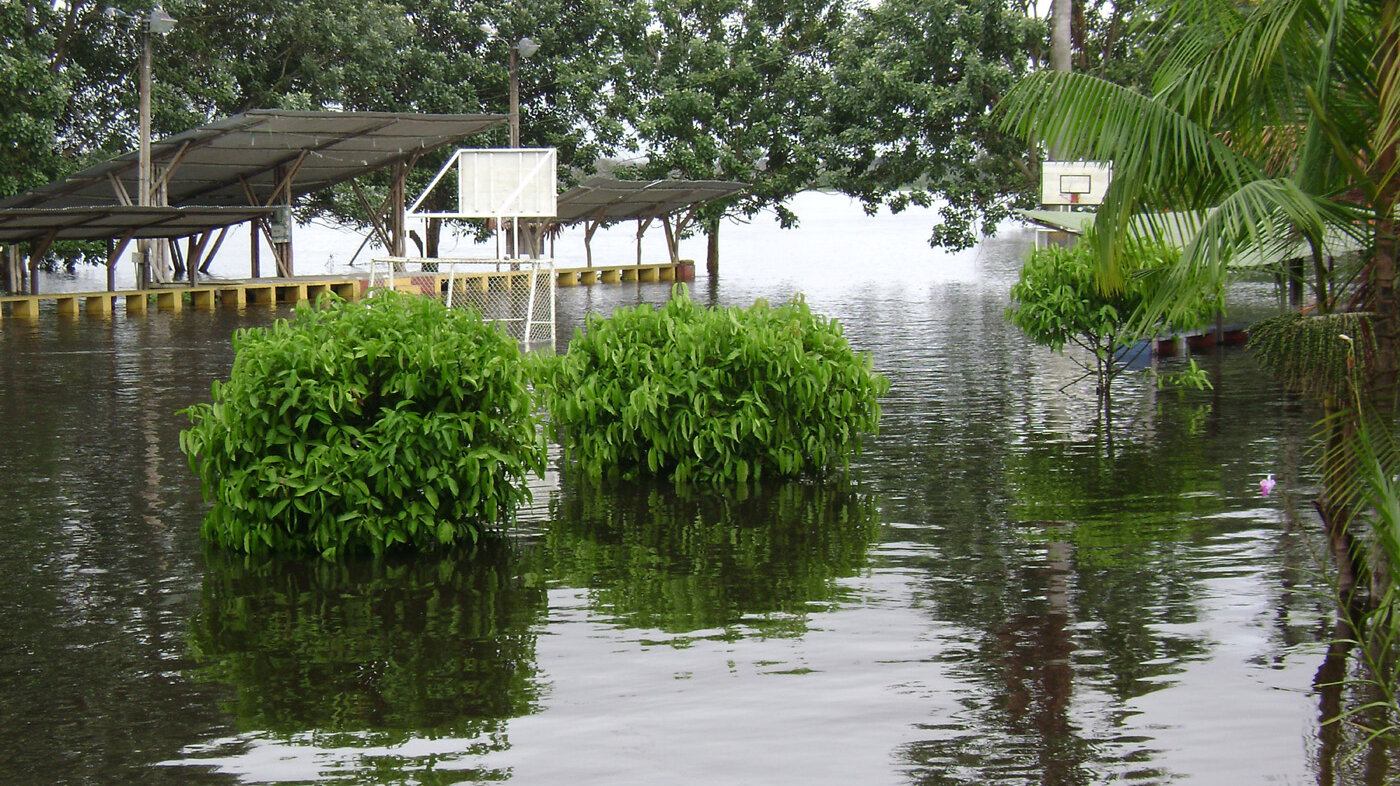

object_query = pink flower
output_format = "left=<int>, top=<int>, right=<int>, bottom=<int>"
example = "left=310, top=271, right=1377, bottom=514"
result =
left=1260, top=474, right=1276, bottom=497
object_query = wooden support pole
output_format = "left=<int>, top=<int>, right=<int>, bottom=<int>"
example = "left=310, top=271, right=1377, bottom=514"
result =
left=28, top=230, right=58, bottom=295
left=6, top=245, right=22, bottom=293
left=186, top=229, right=215, bottom=284
left=274, top=164, right=293, bottom=277
left=200, top=226, right=229, bottom=274
left=250, top=220, right=260, bottom=278
left=106, top=229, right=137, bottom=288
left=390, top=160, right=407, bottom=257
left=350, top=179, right=394, bottom=252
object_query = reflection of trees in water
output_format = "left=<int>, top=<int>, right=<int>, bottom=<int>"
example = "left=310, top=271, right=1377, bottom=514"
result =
left=1311, top=620, right=1399, bottom=785
left=187, top=539, right=545, bottom=744
left=897, top=390, right=1328, bottom=784
left=542, top=480, right=881, bottom=638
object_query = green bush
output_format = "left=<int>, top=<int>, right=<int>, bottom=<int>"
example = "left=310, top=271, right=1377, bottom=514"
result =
left=180, top=292, right=545, bottom=558
left=537, top=285, right=888, bottom=483
left=1006, top=232, right=1217, bottom=404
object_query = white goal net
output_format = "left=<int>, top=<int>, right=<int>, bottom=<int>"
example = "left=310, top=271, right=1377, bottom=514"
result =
left=367, top=256, right=557, bottom=350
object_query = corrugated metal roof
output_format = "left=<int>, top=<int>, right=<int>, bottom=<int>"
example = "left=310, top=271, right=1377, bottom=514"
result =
left=1017, top=208, right=1362, bottom=268
left=0, top=110, right=506, bottom=211
left=554, top=176, right=745, bottom=224
left=0, top=205, right=276, bottom=243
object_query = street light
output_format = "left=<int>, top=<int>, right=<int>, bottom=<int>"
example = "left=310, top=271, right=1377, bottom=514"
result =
left=508, top=37, right=539, bottom=147
left=481, top=25, right=539, bottom=148
left=481, top=26, right=539, bottom=258
left=108, top=4, right=178, bottom=286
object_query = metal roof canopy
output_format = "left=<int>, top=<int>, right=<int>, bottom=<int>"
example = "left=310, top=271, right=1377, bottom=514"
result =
left=550, top=176, right=746, bottom=266
left=0, top=205, right=276, bottom=243
left=0, top=109, right=507, bottom=211
left=1018, top=208, right=1363, bottom=268
left=554, top=176, right=745, bottom=225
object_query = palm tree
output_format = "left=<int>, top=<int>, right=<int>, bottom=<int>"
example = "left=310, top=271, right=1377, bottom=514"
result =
left=999, top=0, right=1396, bottom=375
left=997, top=0, right=1398, bottom=590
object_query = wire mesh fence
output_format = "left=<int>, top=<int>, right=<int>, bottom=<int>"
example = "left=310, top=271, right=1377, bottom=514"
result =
left=368, top=257, right=556, bottom=350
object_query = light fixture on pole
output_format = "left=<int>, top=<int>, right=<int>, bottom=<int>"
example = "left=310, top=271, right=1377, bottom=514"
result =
left=479, top=25, right=540, bottom=257
left=478, top=24, right=539, bottom=147
left=109, top=4, right=178, bottom=286
left=508, top=36, right=538, bottom=148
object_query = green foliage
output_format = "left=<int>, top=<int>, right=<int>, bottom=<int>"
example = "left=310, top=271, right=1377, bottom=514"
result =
left=1154, top=357, right=1213, bottom=391
left=187, top=541, right=544, bottom=741
left=620, top=0, right=843, bottom=231
left=997, top=0, right=1398, bottom=348
left=1008, top=234, right=1217, bottom=400
left=1247, top=312, right=1372, bottom=404
left=537, top=285, right=888, bottom=483
left=180, top=292, right=545, bottom=558
left=824, top=0, right=1042, bottom=250
left=543, top=480, right=881, bottom=638
left=1008, top=240, right=1144, bottom=356
left=0, top=5, right=69, bottom=199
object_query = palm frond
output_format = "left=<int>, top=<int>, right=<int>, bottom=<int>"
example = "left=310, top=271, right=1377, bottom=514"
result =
left=1117, top=180, right=1366, bottom=332
left=998, top=70, right=1265, bottom=288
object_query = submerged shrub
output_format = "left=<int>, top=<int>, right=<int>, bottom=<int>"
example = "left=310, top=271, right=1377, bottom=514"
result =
left=537, top=285, right=888, bottom=483
left=180, top=292, right=545, bottom=558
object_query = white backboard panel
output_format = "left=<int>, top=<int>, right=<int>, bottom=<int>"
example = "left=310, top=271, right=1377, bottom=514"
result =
left=458, top=149, right=558, bottom=217
left=1041, top=161, right=1112, bottom=206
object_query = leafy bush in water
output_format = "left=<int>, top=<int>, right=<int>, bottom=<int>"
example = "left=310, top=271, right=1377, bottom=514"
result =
left=537, top=285, right=888, bottom=483
left=1006, top=232, right=1217, bottom=402
left=180, top=292, right=545, bottom=558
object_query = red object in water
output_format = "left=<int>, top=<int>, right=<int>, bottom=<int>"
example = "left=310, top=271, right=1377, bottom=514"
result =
left=1186, top=332, right=1216, bottom=353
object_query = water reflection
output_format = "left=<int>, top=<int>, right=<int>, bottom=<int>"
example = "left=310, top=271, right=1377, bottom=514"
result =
left=880, top=355, right=1369, bottom=784
left=541, top=479, right=881, bottom=640
left=168, top=541, right=544, bottom=781
left=6, top=201, right=1400, bottom=784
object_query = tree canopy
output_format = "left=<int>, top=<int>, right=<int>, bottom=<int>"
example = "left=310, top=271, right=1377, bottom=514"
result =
left=823, top=0, right=1042, bottom=250
left=998, top=0, right=1399, bottom=405
left=4, top=0, right=1161, bottom=261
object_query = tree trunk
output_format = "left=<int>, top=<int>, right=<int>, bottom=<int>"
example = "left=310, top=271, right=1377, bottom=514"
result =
left=1318, top=405, right=1365, bottom=596
left=706, top=219, right=720, bottom=277
left=1071, top=0, right=1089, bottom=71
left=1049, top=0, right=1074, bottom=159
left=1367, top=0, right=1400, bottom=412
left=1372, top=224, right=1399, bottom=414
left=1051, top=0, right=1072, bottom=73
left=427, top=217, right=441, bottom=258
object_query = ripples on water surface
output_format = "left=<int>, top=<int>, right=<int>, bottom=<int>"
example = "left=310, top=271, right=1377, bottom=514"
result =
left=0, top=192, right=1392, bottom=784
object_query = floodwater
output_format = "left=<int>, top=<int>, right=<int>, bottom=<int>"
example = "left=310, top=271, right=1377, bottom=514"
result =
left=0, top=192, right=1392, bottom=784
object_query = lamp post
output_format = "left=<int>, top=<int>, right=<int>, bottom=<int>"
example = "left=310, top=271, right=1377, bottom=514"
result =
left=139, top=7, right=177, bottom=208
left=508, top=36, right=539, bottom=148
left=110, top=4, right=177, bottom=286
left=483, top=27, right=538, bottom=258
left=481, top=24, right=539, bottom=147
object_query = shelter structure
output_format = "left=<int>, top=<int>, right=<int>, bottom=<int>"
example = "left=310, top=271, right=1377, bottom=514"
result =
left=0, top=109, right=505, bottom=293
left=0, top=205, right=275, bottom=293
left=549, top=177, right=745, bottom=266
left=1018, top=207, right=1364, bottom=307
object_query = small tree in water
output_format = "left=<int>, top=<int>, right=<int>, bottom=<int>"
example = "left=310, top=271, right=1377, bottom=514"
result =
left=1006, top=232, right=1216, bottom=421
